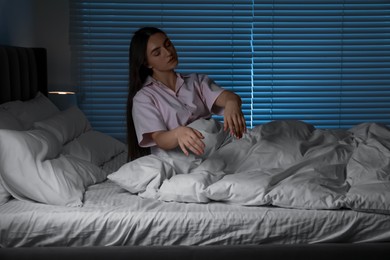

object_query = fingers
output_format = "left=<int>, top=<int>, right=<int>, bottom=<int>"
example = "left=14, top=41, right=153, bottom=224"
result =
left=237, top=114, right=247, bottom=136
left=178, top=142, right=190, bottom=157
left=177, top=127, right=205, bottom=156
left=181, top=136, right=205, bottom=156
left=187, top=129, right=205, bottom=155
left=226, top=113, right=246, bottom=139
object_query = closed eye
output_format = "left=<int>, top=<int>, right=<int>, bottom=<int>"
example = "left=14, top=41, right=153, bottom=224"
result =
left=165, top=39, right=172, bottom=48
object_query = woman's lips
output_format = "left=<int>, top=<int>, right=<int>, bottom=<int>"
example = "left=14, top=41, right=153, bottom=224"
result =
left=168, top=56, right=177, bottom=63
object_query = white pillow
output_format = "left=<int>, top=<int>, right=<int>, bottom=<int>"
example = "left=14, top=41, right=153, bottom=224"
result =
left=63, top=130, right=126, bottom=166
left=0, top=129, right=106, bottom=207
left=0, top=109, right=23, bottom=205
left=0, top=100, right=23, bottom=110
left=0, top=182, right=10, bottom=206
left=0, top=109, right=24, bottom=130
left=34, top=106, right=92, bottom=145
left=2, top=92, right=60, bottom=130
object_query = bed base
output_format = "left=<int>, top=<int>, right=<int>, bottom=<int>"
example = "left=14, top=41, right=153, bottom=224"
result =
left=1, top=244, right=390, bottom=260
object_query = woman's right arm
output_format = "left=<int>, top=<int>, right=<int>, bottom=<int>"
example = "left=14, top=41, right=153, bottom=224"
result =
left=151, top=126, right=205, bottom=156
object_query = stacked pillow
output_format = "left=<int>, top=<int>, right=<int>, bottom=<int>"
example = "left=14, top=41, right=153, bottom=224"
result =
left=0, top=129, right=105, bottom=207
left=1, top=92, right=60, bottom=130
left=0, top=109, right=24, bottom=131
left=0, top=92, right=126, bottom=206
left=33, top=106, right=125, bottom=166
left=0, top=109, right=24, bottom=205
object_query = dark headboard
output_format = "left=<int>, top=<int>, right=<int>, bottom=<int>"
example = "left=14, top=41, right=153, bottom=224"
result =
left=0, top=45, right=48, bottom=104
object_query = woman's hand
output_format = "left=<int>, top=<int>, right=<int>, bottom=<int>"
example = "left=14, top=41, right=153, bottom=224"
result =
left=174, top=126, right=205, bottom=156
left=223, top=99, right=246, bottom=139
left=214, top=90, right=246, bottom=138
left=151, top=126, right=205, bottom=156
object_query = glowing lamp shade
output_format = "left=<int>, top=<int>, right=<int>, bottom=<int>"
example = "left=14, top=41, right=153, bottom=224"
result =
left=48, top=91, right=77, bottom=111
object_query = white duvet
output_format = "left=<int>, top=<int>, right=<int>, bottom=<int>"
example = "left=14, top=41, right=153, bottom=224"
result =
left=109, top=119, right=390, bottom=214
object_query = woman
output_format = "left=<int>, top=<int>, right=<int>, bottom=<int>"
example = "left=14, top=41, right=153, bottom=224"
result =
left=127, top=27, right=246, bottom=160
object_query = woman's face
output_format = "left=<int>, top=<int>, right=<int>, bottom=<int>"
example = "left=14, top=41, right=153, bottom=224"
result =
left=145, top=32, right=178, bottom=73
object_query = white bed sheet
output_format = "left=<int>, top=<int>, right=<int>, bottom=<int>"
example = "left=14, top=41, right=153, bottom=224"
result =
left=1, top=177, right=390, bottom=247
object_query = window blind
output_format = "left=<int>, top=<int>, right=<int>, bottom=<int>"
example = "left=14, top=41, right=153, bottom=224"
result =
left=253, top=0, right=390, bottom=128
left=70, top=0, right=390, bottom=142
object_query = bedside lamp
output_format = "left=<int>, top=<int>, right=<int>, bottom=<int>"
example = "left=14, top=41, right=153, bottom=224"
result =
left=48, top=91, right=77, bottom=111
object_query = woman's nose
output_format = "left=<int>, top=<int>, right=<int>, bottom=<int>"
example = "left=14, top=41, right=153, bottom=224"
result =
left=162, top=47, right=172, bottom=56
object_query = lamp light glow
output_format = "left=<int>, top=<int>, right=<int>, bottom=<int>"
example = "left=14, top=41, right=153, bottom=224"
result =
left=48, top=91, right=77, bottom=111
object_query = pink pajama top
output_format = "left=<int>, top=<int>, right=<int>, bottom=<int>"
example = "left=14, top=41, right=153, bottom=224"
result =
left=132, top=73, right=225, bottom=148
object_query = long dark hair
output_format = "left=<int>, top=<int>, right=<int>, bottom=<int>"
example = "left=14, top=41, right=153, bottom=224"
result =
left=127, top=27, right=165, bottom=161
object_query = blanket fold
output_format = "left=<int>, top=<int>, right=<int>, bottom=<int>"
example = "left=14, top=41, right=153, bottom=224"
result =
left=109, top=119, right=390, bottom=214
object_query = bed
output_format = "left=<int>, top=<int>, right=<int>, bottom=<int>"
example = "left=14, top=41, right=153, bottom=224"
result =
left=1, top=45, right=390, bottom=260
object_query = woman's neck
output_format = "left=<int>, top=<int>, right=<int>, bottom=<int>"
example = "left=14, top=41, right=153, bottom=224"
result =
left=152, top=71, right=177, bottom=91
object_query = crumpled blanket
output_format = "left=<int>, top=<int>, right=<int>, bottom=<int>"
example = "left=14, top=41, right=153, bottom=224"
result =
left=109, top=119, right=390, bottom=214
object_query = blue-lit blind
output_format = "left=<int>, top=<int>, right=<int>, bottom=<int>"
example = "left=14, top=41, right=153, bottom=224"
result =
left=69, top=0, right=390, bottom=142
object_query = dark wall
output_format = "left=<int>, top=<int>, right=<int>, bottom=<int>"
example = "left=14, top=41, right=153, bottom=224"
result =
left=0, top=0, right=72, bottom=91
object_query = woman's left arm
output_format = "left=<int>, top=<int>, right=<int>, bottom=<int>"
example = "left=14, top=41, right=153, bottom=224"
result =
left=214, top=90, right=246, bottom=138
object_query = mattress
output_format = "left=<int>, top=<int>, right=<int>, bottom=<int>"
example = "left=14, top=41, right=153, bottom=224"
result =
left=2, top=169, right=390, bottom=247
